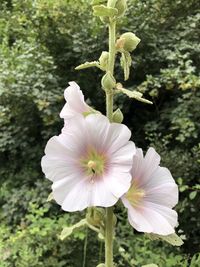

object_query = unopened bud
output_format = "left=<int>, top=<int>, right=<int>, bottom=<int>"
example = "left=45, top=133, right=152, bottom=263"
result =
left=116, top=38, right=125, bottom=50
left=115, top=0, right=127, bottom=17
left=120, top=32, right=141, bottom=52
left=112, top=108, right=124, bottom=123
left=101, top=72, right=116, bottom=91
left=99, top=51, right=109, bottom=70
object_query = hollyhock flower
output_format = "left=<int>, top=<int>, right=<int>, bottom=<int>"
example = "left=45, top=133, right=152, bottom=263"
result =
left=60, top=81, right=92, bottom=119
left=41, top=114, right=136, bottom=212
left=121, top=147, right=178, bottom=235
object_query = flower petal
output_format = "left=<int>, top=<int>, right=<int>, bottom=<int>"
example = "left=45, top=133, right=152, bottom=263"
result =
left=132, top=147, right=160, bottom=186
left=144, top=167, right=178, bottom=208
left=60, top=81, right=90, bottom=119
left=85, top=114, right=110, bottom=150
left=106, top=123, right=132, bottom=154
left=53, top=176, right=118, bottom=212
left=122, top=197, right=178, bottom=235
left=104, top=170, right=132, bottom=198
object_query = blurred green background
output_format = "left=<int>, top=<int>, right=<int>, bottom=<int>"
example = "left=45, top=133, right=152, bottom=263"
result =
left=0, top=0, right=200, bottom=266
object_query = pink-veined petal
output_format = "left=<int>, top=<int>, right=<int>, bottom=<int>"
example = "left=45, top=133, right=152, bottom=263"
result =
left=122, top=197, right=177, bottom=235
left=60, top=81, right=90, bottom=119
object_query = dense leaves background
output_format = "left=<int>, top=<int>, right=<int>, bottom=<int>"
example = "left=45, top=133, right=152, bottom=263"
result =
left=0, top=0, right=200, bottom=266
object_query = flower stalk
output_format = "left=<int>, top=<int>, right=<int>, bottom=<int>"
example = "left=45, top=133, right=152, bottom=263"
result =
left=105, top=18, right=117, bottom=267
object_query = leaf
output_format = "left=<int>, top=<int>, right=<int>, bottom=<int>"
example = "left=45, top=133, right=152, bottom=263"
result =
left=116, top=84, right=153, bottom=104
left=75, top=61, right=100, bottom=70
left=59, top=219, right=87, bottom=240
left=189, top=191, right=197, bottom=200
left=93, top=5, right=118, bottom=17
left=120, top=51, right=132, bottom=81
left=147, top=233, right=184, bottom=246
left=47, top=192, right=54, bottom=202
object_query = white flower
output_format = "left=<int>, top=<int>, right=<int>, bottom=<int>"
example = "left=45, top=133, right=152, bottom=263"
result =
left=60, top=81, right=91, bottom=119
left=41, top=114, right=136, bottom=212
left=121, top=147, right=178, bottom=235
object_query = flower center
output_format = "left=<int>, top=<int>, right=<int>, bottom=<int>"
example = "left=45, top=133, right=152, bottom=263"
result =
left=125, top=180, right=145, bottom=207
left=81, top=148, right=106, bottom=177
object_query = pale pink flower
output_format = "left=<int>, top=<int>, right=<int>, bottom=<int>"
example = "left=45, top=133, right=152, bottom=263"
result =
left=41, top=114, right=136, bottom=212
left=60, top=81, right=91, bottom=119
left=121, top=147, right=178, bottom=235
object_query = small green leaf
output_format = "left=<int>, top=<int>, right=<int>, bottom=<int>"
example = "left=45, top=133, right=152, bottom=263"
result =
left=59, top=219, right=87, bottom=240
left=47, top=192, right=54, bottom=202
left=116, top=84, right=153, bottom=104
left=147, top=233, right=184, bottom=246
left=189, top=191, right=197, bottom=200
left=75, top=61, right=100, bottom=70
left=120, top=51, right=132, bottom=81
left=93, top=5, right=118, bottom=17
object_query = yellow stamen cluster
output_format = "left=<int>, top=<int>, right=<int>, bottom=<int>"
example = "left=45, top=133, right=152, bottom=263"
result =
left=81, top=148, right=106, bottom=177
left=126, top=180, right=145, bottom=207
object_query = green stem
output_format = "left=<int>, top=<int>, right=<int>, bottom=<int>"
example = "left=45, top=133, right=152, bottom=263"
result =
left=105, top=207, right=114, bottom=267
left=108, top=21, right=116, bottom=75
left=82, top=227, right=88, bottom=267
left=105, top=18, right=116, bottom=267
left=106, top=93, right=114, bottom=121
left=106, top=20, right=116, bottom=122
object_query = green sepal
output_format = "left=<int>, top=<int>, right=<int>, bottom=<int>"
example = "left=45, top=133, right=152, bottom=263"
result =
left=75, top=61, right=100, bottom=70
left=101, top=71, right=116, bottom=91
left=86, top=207, right=105, bottom=227
left=116, top=84, right=153, bottom=104
left=146, top=233, right=184, bottom=246
left=47, top=192, right=54, bottom=202
left=99, top=51, right=109, bottom=71
left=115, top=0, right=127, bottom=17
left=93, top=5, right=118, bottom=17
left=59, top=219, right=87, bottom=240
left=82, top=108, right=101, bottom=117
left=120, top=32, right=141, bottom=52
left=113, top=108, right=123, bottom=123
left=120, top=51, right=132, bottom=81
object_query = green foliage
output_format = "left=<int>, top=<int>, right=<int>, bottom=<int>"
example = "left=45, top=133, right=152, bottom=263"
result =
left=0, top=0, right=200, bottom=265
left=0, top=203, right=93, bottom=267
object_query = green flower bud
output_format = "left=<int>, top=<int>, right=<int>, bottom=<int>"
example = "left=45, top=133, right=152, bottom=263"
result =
left=99, top=51, right=109, bottom=71
left=112, top=108, right=124, bottom=123
left=101, top=71, right=116, bottom=91
left=86, top=207, right=105, bottom=227
left=120, top=32, right=141, bottom=52
left=96, top=264, right=105, bottom=267
left=115, top=0, right=127, bottom=17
